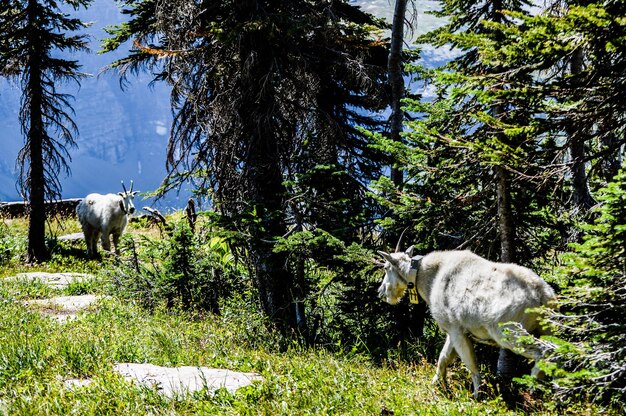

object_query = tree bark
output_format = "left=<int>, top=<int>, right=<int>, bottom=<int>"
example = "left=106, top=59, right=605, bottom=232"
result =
left=598, top=119, right=621, bottom=183
left=568, top=48, right=595, bottom=211
left=246, top=127, right=295, bottom=331
left=25, top=0, right=48, bottom=262
left=232, top=14, right=297, bottom=331
left=495, top=166, right=516, bottom=264
left=249, top=199, right=295, bottom=330
left=495, top=166, right=523, bottom=378
left=493, top=101, right=520, bottom=379
left=388, top=0, right=426, bottom=340
left=388, top=0, right=407, bottom=188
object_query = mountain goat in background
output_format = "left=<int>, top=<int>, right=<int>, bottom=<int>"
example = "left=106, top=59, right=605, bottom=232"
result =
left=76, top=181, right=138, bottom=258
left=377, top=247, right=555, bottom=398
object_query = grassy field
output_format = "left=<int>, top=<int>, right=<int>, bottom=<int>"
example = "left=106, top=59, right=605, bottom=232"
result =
left=0, top=217, right=609, bottom=415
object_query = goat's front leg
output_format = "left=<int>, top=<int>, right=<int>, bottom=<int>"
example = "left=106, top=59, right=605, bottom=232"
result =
left=433, top=334, right=458, bottom=388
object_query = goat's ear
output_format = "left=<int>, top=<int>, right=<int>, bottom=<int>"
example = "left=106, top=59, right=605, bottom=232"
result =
left=377, top=250, right=394, bottom=264
left=117, top=192, right=124, bottom=197
left=405, top=245, right=415, bottom=257
left=131, top=191, right=138, bottom=196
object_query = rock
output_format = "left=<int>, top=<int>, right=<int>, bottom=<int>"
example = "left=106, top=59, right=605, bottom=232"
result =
left=61, top=363, right=263, bottom=398
left=62, top=377, right=94, bottom=390
left=7, top=272, right=93, bottom=289
left=57, top=232, right=84, bottom=241
left=28, top=294, right=101, bottom=311
left=114, top=363, right=263, bottom=398
left=27, top=294, right=103, bottom=322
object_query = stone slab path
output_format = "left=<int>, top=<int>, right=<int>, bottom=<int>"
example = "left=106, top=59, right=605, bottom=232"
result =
left=6, top=272, right=264, bottom=397
left=27, top=294, right=103, bottom=322
left=63, top=363, right=263, bottom=398
left=8, top=272, right=92, bottom=289
left=63, top=364, right=262, bottom=397
left=115, top=363, right=262, bottom=397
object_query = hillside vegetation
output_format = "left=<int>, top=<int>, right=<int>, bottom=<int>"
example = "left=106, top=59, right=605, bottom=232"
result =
left=2, top=1, right=626, bottom=413
left=0, top=215, right=612, bottom=415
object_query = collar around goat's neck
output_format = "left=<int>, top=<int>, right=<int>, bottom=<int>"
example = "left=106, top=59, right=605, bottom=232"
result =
left=404, top=255, right=424, bottom=289
left=119, top=199, right=128, bottom=215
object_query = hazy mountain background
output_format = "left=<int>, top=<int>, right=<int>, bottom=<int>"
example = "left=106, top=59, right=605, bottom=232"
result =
left=0, top=0, right=445, bottom=211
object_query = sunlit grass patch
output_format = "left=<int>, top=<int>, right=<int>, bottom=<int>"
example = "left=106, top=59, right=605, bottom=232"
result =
left=0, top=292, right=609, bottom=415
left=0, top=215, right=617, bottom=415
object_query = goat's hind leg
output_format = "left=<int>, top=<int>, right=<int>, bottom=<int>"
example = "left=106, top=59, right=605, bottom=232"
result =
left=100, top=230, right=112, bottom=252
left=487, top=323, right=549, bottom=378
left=82, top=226, right=97, bottom=258
left=448, top=330, right=481, bottom=399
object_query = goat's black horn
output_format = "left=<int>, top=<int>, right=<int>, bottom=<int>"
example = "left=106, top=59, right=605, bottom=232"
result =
left=129, top=180, right=134, bottom=193
left=121, top=180, right=128, bottom=193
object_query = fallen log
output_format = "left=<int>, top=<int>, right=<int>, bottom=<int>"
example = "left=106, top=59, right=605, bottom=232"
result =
left=0, top=198, right=82, bottom=219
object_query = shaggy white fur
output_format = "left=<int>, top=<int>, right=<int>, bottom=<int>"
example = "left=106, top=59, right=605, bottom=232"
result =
left=76, top=186, right=137, bottom=258
left=378, top=247, right=555, bottom=398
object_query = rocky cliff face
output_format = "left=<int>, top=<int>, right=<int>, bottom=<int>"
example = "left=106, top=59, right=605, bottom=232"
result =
left=0, top=0, right=174, bottom=207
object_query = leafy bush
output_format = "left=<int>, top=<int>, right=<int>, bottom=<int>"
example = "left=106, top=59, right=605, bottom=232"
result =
left=110, top=218, right=244, bottom=314
left=0, top=223, right=27, bottom=267
left=274, top=230, right=443, bottom=361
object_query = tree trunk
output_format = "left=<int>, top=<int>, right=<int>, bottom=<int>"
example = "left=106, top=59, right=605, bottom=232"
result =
left=495, top=165, right=523, bottom=378
left=388, top=0, right=426, bottom=340
left=568, top=48, right=595, bottom=212
left=247, top=133, right=295, bottom=331
left=495, top=166, right=515, bottom=264
left=27, top=127, right=48, bottom=263
left=598, top=121, right=621, bottom=183
left=25, top=0, right=48, bottom=262
left=232, top=15, right=297, bottom=332
left=388, top=0, right=407, bottom=188
left=493, top=99, right=520, bottom=379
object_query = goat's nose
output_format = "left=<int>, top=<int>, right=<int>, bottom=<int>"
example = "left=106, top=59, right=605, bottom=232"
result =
left=129, top=207, right=136, bottom=214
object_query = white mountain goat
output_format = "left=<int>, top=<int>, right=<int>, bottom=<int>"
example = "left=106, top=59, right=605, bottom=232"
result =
left=76, top=181, right=138, bottom=258
left=377, top=247, right=555, bottom=398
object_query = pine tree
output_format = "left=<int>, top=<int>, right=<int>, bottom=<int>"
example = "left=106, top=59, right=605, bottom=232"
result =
left=405, top=0, right=626, bottom=399
left=373, top=0, right=570, bottom=379
left=476, top=1, right=626, bottom=211
left=102, top=0, right=390, bottom=331
left=0, top=0, right=91, bottom=262
left=546, top=165, right=626, bottom=408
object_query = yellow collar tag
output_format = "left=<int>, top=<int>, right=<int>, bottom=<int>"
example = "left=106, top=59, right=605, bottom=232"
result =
left=407, top=255, right=423, bottom=304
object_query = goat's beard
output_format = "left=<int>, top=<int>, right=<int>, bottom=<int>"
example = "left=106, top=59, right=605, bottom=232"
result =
left=378, top=280, right=406, bottom=305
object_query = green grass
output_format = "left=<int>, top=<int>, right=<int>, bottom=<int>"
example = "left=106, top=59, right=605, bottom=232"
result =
left=0, top=278, right=602, bottom=415
left=0, top=293, right=502, bottom=415
left=0, top=217, right=613, bottom=415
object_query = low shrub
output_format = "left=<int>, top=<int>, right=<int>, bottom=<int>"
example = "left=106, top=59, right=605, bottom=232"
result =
left=109, top=218, right=245, bottom=314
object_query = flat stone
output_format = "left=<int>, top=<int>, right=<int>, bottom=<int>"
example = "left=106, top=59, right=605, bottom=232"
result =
left=113, top=363, right=263, bottom=398
left=28, top=294, right=100, bottom=311
left=27, top=294, right=102, bottom=322
left=58, top=232, right=84, bottom=241
left=8, top=272, right=93, bottom=289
